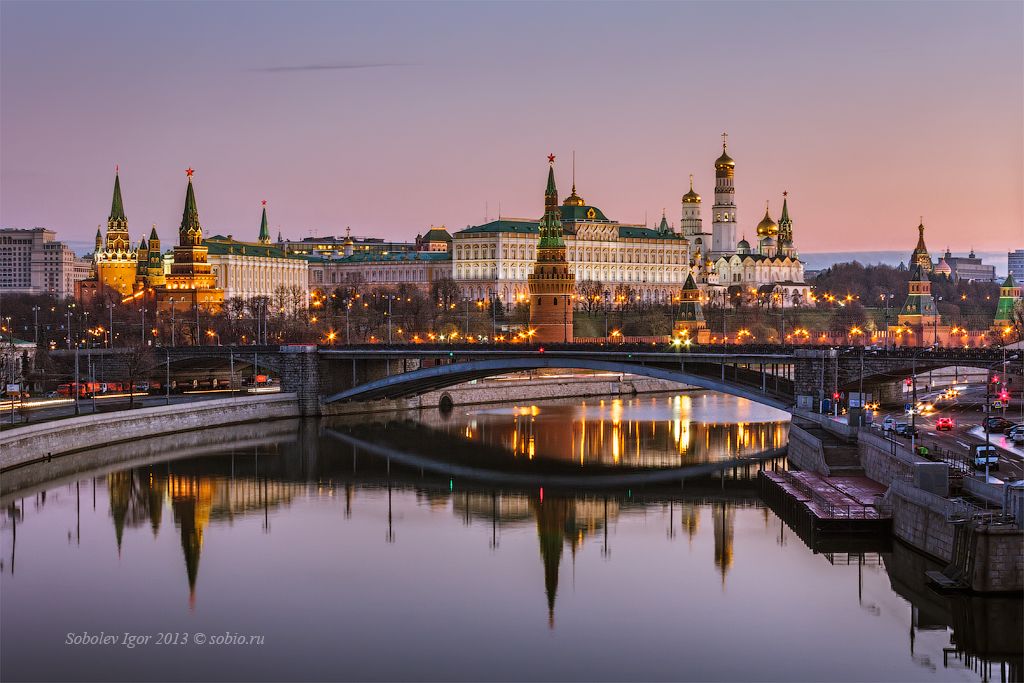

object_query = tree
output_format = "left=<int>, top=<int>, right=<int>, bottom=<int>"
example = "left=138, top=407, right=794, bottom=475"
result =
left=120, top=340, right=155, bottom=410
left=576, top=279, right=605, bottom=313
left=431, top=276, right=461, bottom=310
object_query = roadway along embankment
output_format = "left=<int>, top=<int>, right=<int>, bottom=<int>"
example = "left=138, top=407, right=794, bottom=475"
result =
left=0, top=393, right=300, bottom=471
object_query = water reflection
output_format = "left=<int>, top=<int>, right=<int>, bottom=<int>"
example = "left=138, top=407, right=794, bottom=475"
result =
left=417, top=393, right=790, bottom=467
left=0, top=406, right=1020, bottom=682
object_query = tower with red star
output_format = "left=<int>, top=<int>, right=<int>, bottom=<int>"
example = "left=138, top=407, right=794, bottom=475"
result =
left=527, top=155, right=575, bottom=343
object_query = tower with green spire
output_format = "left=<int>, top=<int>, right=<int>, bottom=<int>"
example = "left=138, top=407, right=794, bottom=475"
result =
left=165, top=169, right=221, bottom=304
left=258, top=201, right=271, bottom=245
left=106, top=169, right=130, bottom=253
left=893, top=263, right=941, bottom=346
left=136, top=237, right=148, bottom=278
left=147, top=225, right=165, bottom=286
left=528, top=155, right=575, bottom=343
left=993, top=273, right=1021, bottom=328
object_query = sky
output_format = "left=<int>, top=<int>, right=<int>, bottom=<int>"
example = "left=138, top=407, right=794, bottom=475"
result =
left=1, top=1, right=1022, bottom=255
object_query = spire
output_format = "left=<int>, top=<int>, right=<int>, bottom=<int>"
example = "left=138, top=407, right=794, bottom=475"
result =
left=110, top=169, right=126, bottom=222
left=149, top=224, right=159, bottom=242
left=258, top=200, right=271, bottom=244
left=779, top=192, right=790, bottom=223
left=94, top=227, right=103, bottom=251
left=179, top=168, right=202, bottom=246
left=538, top=155, right=565, bottom=248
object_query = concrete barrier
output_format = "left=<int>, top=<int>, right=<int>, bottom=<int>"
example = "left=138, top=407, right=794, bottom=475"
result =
left=0, top=393, right=300, bottom=470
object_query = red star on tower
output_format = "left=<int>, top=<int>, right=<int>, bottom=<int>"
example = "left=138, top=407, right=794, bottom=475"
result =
left=185, top=167, right=194, bottom=178
left=547, top=154, right=556, bottom=164
left=261, top=200, right=267, bottom=206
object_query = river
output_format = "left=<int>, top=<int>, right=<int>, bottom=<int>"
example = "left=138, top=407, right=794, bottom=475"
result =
left=0, top=391, right=1019, bottom=682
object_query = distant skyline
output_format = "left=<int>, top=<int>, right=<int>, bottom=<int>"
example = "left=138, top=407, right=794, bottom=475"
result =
left=1, top=1, right=1021, bottom=253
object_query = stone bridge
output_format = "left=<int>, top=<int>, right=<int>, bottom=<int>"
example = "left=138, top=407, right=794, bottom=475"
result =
left=48, top=345, right=1016, bottom=416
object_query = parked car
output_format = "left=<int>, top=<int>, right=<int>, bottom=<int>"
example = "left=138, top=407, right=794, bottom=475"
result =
left=1003, top=424, right=1023, bottom=438
left=1013, top=431, right=1024, bottom=445
left=971, top=444, right=999, bottom=471
left=882, top=416, right=897, bottom=432
left=936, top=417, right=954, bottom=431
left=983, top=416, right=1013, bottom=432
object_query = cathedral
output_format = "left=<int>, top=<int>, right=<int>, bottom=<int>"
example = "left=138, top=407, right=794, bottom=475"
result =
left=678, top=136, right=810, bottom=307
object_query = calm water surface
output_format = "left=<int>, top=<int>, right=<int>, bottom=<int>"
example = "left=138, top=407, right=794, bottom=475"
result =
left=1, top=392, right=1019, bottom=682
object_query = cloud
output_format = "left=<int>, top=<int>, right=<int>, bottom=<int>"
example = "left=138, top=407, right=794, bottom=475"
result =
left=251, top=62, right=409, bottom=73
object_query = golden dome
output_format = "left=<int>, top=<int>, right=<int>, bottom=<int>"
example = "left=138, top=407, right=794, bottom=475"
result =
left=682, top=174, right=701, bottom=203
left=563, top=185, right=585, bottom=207
left=715, top=149, right=735, bottom=168
left=755, top=204, right=778, bottom=238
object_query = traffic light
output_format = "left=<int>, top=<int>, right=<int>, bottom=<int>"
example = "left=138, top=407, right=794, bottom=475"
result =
left=1000, top=390, right=1010, bottom=402
left=833, top=392, right=841, bottom=401
left=904, top=378, right=912, bottom=387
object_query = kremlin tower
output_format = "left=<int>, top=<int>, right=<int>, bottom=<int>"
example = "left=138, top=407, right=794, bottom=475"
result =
left=528, top=155, right=575, bottom=343
left=909, top=219, right=933, bottom=274
left=92, top=169, right=140, bottom=298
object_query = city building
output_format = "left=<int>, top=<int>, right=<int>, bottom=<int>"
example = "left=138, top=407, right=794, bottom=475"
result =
left=940, top=248, right=997, bottom=283
left=710, top=134, right=738, bottom=258
left=1, top=227, right=88, bottom=297
left=277, top=232, right=417, bottom=259
left=204, top=203, right=309, bottom=309
left=527, top=156, right=575, bottom=343
left=305, top=226, right=451, bottom=293
left=454, top=185, right=690, bottom=304
left=1009, top=249, right=1024, bottom=283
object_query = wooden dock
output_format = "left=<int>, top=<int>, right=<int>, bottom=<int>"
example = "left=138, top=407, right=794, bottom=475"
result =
left=759, top=469, right=890, bottom=533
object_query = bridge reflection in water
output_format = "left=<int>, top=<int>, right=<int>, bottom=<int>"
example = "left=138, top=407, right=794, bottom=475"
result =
left=1, top=410, right=1020, bottom=683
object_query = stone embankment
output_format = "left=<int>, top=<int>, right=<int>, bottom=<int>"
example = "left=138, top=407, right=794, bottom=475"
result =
left=322, top=375, right=690, bottom=415
left=0, top=393, right=299, bottom=471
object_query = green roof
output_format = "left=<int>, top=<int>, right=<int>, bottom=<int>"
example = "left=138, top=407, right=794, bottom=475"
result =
left=332, top=250, right=451, bottom=264
left=258, top=206, right=270, bottom=243
left=204, top=236, right=304, bottom=259
left=110, top=172, right=126, bottom=221
left=422, top=227, right=452, bottom=242
left=559, top=204, right=609, bottom=222
left=458, top=219, right=683, bottom=241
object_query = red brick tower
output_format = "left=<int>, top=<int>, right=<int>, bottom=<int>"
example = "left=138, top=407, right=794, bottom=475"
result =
left=528, top=155, right=575, bottom=343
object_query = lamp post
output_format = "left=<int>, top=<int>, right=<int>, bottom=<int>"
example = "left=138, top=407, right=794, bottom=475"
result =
left=170, top=299, right=177, bottom=347
left=933, top=296, right=942, bottom=347
left=603, top=289, right=610, bottom=342
left=106, top=303, right=115, bottom=349
left=31, top=306, right=40, bottom=346
left=881, top=293, right=893, bottom=349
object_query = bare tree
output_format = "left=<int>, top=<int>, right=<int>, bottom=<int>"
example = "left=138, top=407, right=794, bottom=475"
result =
left=120, top=340, right=155, bottom=410
left=576, top=279, right=605, bottom=313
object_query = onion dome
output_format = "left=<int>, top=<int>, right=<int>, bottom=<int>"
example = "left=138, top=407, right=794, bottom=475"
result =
left=755, top=203, right=778, bottom=238
left=715, top=148, right=735, bottom=169
left=682, top=174, right=701, bottom=203
left=934, top=258, right=952, bottom=277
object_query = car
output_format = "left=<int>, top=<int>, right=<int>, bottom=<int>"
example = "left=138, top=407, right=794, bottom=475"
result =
left=936, top=417, right=954, bottom=431
left=1003, top=424, right=1023, bottom=437
left=1013, top=431, right=1024, bottom=445
left=972, top=445, right=999, bottom=471
left=882, top=416, right=897, bottom=432
left=983, top=416, right=1014, bottom=432
left=894, top=423, right=919, bottom=439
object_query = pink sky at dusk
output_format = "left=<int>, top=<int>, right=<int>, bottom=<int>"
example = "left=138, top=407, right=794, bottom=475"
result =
left=1, top=1, right=1021, bottom=254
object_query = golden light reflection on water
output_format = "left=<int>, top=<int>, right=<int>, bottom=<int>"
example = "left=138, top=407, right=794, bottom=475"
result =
left=432, top=393, right=790, bottom=468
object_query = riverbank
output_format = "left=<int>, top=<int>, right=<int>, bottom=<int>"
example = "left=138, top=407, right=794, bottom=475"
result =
left=0, top=393, right=299, bottom=472
left=0, top=374, right=699, bottom=469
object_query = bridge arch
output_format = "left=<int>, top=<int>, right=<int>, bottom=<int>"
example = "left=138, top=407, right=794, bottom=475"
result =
left=324, top=357, right=792, bottom=411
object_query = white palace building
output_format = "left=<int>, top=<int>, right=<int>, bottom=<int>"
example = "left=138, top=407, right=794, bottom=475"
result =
left=452, top=136, right=809, bottom=306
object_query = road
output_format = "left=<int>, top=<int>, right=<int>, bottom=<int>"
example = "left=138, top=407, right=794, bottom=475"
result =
left=875, top=384, right=1024, bottom=482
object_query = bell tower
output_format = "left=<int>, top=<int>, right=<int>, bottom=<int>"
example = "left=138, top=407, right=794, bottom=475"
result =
left=711, top=133, right=737, bottom=258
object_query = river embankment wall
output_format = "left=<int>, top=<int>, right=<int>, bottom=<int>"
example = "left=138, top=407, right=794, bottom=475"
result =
left=0, top=393, right=300, bottom=471
left=320, top=375, right=697, bottom=416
